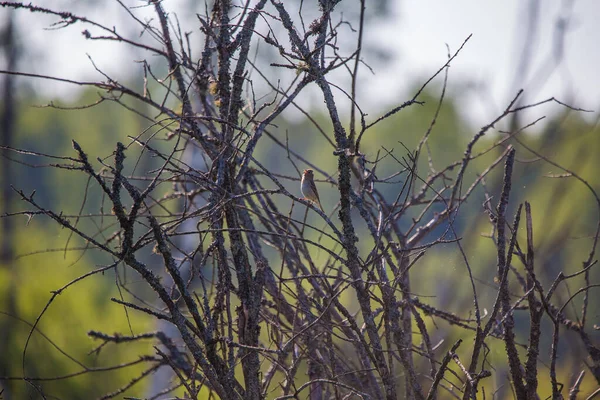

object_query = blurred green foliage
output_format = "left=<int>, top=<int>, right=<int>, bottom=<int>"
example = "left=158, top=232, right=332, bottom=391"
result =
left=1, top=84, right=599, bottom=398
left=1, top=92, right=161, bottom=399
left=251, top=88, right=600, bottom=397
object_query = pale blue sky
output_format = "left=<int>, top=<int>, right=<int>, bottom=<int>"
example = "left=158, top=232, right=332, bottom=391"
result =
left=4, top=1, right=599, bottom=129
left=369, top=0, right=600, bottom=127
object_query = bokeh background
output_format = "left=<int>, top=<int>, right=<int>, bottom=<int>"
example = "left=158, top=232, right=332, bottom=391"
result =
left=1, top=1, right=599, bottom=398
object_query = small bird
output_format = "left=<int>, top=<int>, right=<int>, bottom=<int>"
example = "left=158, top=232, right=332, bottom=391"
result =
left=301, top=169, right=324, bottom=212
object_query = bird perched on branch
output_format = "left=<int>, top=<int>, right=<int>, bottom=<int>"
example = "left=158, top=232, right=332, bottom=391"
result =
left=301, top=169, right=324, bottom=212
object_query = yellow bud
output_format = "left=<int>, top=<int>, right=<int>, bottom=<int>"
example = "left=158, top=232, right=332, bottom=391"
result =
left=208, top=81, right=218, bottom=95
